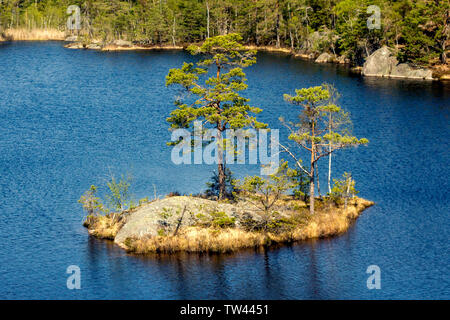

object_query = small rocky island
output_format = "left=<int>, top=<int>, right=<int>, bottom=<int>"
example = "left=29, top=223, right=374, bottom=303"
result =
left=79, top=35, right=375, bottom=255
left=84, top=195, right=374, bottom=254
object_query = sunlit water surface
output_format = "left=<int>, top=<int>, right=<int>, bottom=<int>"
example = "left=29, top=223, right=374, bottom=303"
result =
left=0, top=42, right=448, bottom=299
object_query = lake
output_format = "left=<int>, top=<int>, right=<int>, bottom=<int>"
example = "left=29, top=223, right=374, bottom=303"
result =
left=0, top=41, right=448, bottom=299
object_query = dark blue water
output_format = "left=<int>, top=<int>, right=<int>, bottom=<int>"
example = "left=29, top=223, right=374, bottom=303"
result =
left=0, top=42, right=448, bottom=299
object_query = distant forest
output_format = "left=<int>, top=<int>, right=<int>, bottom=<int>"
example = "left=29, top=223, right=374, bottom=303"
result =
left=0, top=0, right=448, bottom=65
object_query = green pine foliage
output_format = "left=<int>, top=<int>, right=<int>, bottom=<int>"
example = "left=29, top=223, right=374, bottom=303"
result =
left=105, top=173, right=133, bottom=212
left=282, top=84, right=368, bottom=214
left=78, top=185, right=105, bottom=216
left=329, top=172, right=358, bottom=205
left=165, top=33, right=267, bottom=199
left=235, top=161, right=298, bottom=228
left=205, top=168, right=237, bottom=200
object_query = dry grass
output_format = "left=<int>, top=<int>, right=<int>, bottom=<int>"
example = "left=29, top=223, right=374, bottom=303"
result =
left=77, top=42, right=293, bottom=53
left=431, top=64, right=450, bottom=80
left=124, top=227, right=268, bottom=254
left=0, top=28, right=65, bottom=41
left=83, top=214, right=124, bottom=240
left=244, top=45, right=293, bottom=54
left=123, top=197, right=374, bottom=254
left=292, top=198, right=372, bottom=240
left=101, top=44, right=184, bottom=51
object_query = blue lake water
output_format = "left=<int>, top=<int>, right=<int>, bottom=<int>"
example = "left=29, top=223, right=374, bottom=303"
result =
left=0, top=41, right=448, bottom=299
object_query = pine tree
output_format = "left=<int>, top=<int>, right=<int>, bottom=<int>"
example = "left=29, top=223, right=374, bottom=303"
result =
left=166, top=33, right=267, bottom=199
left=282, top=84, right=368, bottom=214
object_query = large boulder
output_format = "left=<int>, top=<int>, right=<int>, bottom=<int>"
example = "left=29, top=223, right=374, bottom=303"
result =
left=112, top=39, right=132, bottom=47
left=362, top=46, right=434, bottom=80
left=64, top=42, right=84, bottom=49
left=65, top=35, right=78, bottom=42
left=390, top=63, right=433, bottom=80
left=86, top=43, right=102, bottom=50
left=362, top=46, right=397, bottom=77
left=315, top=52, right=334, bottom=63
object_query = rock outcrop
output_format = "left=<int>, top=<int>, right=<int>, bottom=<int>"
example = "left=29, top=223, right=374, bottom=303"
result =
left=64, top=42, right=84, bottom=49
left=112, top=39, right=132, bottom=47
left=315, top=52, right=334, bottom=63
left=114, top=196, right=261, bottom=247
left=335, top=55, right=350, bottom=64
left=64, top=35, right=78, bottom=42
left=86, top=43, right=102, bottom=50
left=362, top=46, right=434, bottom=80
left=389, top=63, right=433, bottom=79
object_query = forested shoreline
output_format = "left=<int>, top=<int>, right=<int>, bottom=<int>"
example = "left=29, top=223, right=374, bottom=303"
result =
left=0, top=0, right=449, bottom=67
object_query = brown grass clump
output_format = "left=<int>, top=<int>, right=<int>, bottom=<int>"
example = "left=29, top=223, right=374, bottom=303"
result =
left=1, top=28, right=65, bottom=41
left=83, top=215, right=124, bottom=240
left=243, top=45, right=293, bottom=54
left=294, top=197, right=373, bottom=239
left=101, top=44, right=183, bottom=51
left=125, top=227, right=268, bottom=254
left=123, top=197, right=374, bottom=254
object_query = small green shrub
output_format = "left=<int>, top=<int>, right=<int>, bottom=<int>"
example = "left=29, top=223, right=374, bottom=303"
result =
left=195, top=211, right=235, bottom=228
left=159, top=207, right=173, bottom=220
left=105, top=173, right=133, bottom=212
left=210, top=211, right=236, bottom=228
left=195, top=213, right=208, bottom=224
left=78, top=185, right=105, bottom=216
left=239, top=213, right=265, bottom=232
left=267, top=217, right=297, bottom=233
left=329, top=172, right=358, bottom=205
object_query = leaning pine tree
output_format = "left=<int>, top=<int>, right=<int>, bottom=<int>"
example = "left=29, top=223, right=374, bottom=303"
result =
left=282, top=85, right=368, bottom=215
left=165, top=34, right=267, bottom=200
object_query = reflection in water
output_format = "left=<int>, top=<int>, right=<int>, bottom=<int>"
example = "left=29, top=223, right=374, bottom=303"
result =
left=361, top=76, right=450, bottom=99
left=306, top=241, right=320, bottom=299
left=172, top=255, right=189, bottom=300
left=209, top=255, right=229, bottom=299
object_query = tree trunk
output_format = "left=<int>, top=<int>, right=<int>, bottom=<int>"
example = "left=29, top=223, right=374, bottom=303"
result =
left=172, top=16, right=176, bottom=46
left=309, top=158, right=315, bottom=215
left=289, top=29, right=294, bottom=49
left=275, top=1, right=280, bottom=48
left=288, top=3, right=294, bottom=49
left=344, top=175, right=351, bottom=209
left=328, top=112, right=333, bottom=194
left=316, top=162, right=321, bottom=198
left=328, top=150, right=332, bottom=194
left=309, top=128, right=315, bottom=214
left=217, top=163, right=226, bottom=199
left=216, top=117, right=226, bottom=199
left=206, top=2, right=210, bottom=38
left=442, top=10, right=449, bottom=64
left=216, top=58, right=225, bottom=199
